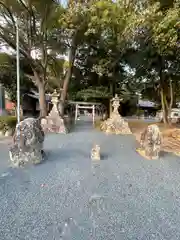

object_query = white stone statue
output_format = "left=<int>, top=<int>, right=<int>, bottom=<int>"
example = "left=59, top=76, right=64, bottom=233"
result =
left=49, top=89, right=59, bottom=117
left=111, top=94, right=123, bottom=114
left=91, top=144, right=101, bottom=161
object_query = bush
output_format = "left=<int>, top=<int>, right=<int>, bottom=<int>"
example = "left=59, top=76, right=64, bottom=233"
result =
left=0, top=116, right=17, bottom=131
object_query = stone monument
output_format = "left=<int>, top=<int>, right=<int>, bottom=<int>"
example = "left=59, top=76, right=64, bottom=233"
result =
left=136, top=124, right=162, bottom=160
left=41, top=89, right=67, bottom=134
left=91, top=144, right=101, bottom=161
left=100, top=94, right=131, bottom=134
left=9, top=118, right=45, bottom=167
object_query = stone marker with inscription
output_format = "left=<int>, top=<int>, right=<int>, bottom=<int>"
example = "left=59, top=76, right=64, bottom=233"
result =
left=9, top=118, right=45, bottom=167
left=136, top=124, right=162, bottom=160
left=100, top=94, right=131, bottom=134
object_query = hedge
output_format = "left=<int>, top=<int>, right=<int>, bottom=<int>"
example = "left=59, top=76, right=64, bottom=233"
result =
left=0, top=116, right=17, bottom=131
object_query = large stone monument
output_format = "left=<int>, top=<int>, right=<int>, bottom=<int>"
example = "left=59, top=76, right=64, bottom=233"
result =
left=9, top=118, right=45, bottom=167
left=136, top=124, right=162, bottom=160
left=100, top=94, right=131, bottom=134
left=41, top=89, right=67, bottom=134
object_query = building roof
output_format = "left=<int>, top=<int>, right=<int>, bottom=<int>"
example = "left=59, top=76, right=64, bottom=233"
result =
left=25, top=91, right=51, bottom=101
left=137, top=100, right=156, bottom=107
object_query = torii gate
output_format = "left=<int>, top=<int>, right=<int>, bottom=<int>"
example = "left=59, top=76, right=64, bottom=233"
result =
left=68, top=101, right=103, bottom=125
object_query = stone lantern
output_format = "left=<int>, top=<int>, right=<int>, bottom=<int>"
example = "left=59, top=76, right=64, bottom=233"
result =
left=111, top=94, right=123, bottom=114
left=40, top=89, right=67, bottom=134
left=49, top=89, right=60, bottom=117
left=100, top=94, right=132, bottom=135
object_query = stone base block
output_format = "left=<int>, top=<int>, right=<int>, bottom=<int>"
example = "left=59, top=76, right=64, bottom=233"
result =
left=101, top=114, right=131, bottom=135
left=9, top=146, right=44, bottom=167
left=136, top=148, right=159, bottom=160
left=91, top=155, right=101, bottom=161
left=41, top=117, right=67, bottom=134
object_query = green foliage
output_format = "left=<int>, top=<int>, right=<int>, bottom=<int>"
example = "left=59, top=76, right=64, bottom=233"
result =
left=137, top=1, right=180, bottom=56
left=0, top=0, right=180, bottom=122
left=0, top=53, right=34, bottom=103
left=75, top=86, right=111, bottom=100
left=0, top=116, right=17, bottom=131
left=0, top=0, right=67, bottom=116
left=84, top=0, right=139, bottom=77
left=46, top=58, right=65, bottom=92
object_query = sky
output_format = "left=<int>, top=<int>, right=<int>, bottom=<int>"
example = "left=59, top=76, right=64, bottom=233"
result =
left=59, top=0, right=67, bottom=7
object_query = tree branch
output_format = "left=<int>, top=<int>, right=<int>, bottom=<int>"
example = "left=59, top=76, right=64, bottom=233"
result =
left=0, top=1, right=16, bottom=27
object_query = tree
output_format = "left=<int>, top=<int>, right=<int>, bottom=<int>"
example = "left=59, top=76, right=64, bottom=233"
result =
left=129, top=0, right=180, bottom=124
left=57, top=0, right=92, bottom=115
left=0, top=53, right=34, bottom=103
left=59, top=0, right=146, bottom=111
left=82, top=0, right=140, bottom=96
left=46, top=57, right=65, bottom=92
left=0, top=0, right=65, bottom=117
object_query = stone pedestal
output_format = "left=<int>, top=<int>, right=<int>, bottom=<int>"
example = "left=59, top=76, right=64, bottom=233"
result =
left=100, top=94, right=131, bottom=134
left=136, top=124, right=162, bottom=160
left=9, top=118, right=45, bottom=167
left=41, top=90, right=67, bottom=134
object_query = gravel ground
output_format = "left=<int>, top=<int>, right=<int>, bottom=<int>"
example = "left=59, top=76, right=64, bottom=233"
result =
left=1, top=119, right=180, bottom=239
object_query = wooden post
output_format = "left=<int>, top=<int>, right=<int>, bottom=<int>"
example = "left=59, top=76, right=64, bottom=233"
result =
left=92, top=104, right=95, bottom=125
left=75, top=104, right=78, bottom=123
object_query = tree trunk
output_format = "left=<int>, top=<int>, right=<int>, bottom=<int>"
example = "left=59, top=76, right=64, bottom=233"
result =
left=109, top=99, right=112, bottom=117
left=110, top=80, right=116, bottom=97
left=33, top=69, right=47, bottom=118
left=160, top=78, right=174, bottom=126
left=38, top=81, right=47, bottom=118
left=109, top=74, right=116, bottom=117
left=58, top=100, right=64, bottom=117
left=169, top=79, right=173, bottom=115
left=61, top=66, right=73, bottom=102
left=160, top=88, right=169, bottom=125
left=110, top=67, right=116, bottom=97
left=60, top=33, right=77, bottom=106
left=60, top=47, right=76, bottom=117
left=159, top=56, right=170, bottom=125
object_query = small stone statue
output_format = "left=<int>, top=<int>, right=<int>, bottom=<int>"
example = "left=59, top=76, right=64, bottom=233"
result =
left=91, top=144, right=101, bottom=161
left=136, top=124, right=162, bottom=160
left=9, top=118, right=45, bottom=167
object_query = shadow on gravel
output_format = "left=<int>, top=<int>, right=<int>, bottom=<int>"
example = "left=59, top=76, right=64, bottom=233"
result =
left=44, top=148, right=91, bottom=162
left=70, top=118, right=94, bottom=133
left=44, top=149, right=72, bottom=162
left=159, top=151, right=171, bottom=158
left=44, top=148, right=109, bottom=163
left=0, top=166, right=28, bottom=182
left=100, top=153, right=109, bottom=161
